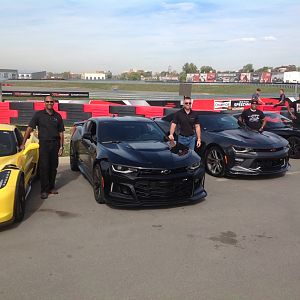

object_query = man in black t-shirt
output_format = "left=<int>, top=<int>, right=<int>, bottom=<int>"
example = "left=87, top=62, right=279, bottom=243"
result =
left=289, top=95, right=300, bottom=129
left=239, top=100, right=267, bottom=131
left=168, top=96, right=201, bottom=150
left=21, top=96, right=65, bottom=199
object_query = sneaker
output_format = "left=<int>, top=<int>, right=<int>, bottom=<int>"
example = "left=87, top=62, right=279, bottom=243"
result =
left=41, top=192, right=48, bottom=199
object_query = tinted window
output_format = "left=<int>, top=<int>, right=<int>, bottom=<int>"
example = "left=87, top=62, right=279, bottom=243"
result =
left=98, top=121, right=165, bottom=142
left=0, top=131, right=16, bottom=157
left=199, top=114, right=240, bottom=131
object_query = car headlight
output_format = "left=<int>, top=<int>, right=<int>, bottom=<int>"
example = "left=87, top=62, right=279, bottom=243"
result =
left=187, top=161, right=201, bottom=171
left=112, top=165, right=138, bottom=174
left=232, top=146, right=254, bottom=153
left=0, top=170, right=11, bottom=189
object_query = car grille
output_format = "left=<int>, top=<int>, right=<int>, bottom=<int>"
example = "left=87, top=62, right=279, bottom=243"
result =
left=138, top=167, right=187, bottom=176
left=253, top=147, right=284, bottom=152
left=252, top=158, right=286, bottom=170
left=134, top=178, right=193, bottom=204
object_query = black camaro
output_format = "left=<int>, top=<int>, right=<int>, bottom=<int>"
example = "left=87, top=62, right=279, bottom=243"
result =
left=70, top=116, right=207, bottom=207
left=251, top=112, right=300, bottom=159
left=154, top=112, right=290, bottom=177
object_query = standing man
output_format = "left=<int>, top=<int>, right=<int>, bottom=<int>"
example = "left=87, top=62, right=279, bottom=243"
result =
left=288, top=94, right=300, bottom=129
left=21, top=96, right=65, bottom=199
left=168, top=96, right=201, bottom=150
left=251, top=88, right=265, bottom=105
left=239, top=99, right=267, bottom=132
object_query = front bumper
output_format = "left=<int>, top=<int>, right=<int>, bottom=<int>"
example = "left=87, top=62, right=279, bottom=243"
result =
left=226, top=148, right=290, bottom=176
left=103, top=166, right=207, bottom=207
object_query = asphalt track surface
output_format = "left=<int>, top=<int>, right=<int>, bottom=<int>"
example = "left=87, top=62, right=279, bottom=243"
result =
left=1, top=157, right=300, bottom=300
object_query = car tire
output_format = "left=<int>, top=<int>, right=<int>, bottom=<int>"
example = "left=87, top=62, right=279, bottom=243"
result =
left=287, top=136, right=300, bottom=158
left=14, top=175, right=25, bottom=223
left=70, top=143, right=79, bottom=171
left=93, top=164, right=105, bottom=204
left=205, top=146, right=226, bottom=177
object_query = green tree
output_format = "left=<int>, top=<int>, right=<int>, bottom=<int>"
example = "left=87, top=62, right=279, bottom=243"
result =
left=240, top=64, right=254, bottom=73
left=200, top=66, right=215, bottom=73
left=179, top=71, right=187, bottom=82
left=62, top=72, right=71, bottom=80
left=255, top=66, right=273, bottom=72
left=182, top=63, right=198, bottom=74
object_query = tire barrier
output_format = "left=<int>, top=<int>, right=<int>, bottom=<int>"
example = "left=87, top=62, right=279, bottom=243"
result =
left=109, top=105, right=136, bottom=116
left=0, top=98, right=289, bottom=126
left=10, top=102, right=35, bottom=125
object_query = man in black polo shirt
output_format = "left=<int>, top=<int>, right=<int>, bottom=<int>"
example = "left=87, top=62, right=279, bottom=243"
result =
left=21, top=96, right=65, bottom=199
left=239, top=99, right=267, bottom=132
left=168, top=96, right=201, bottom=150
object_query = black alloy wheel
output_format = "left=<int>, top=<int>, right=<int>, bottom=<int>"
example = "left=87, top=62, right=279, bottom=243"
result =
left=70, top=143, right=79, bottom=171
left=287, top=136, right=300, bottom=159
left=205, top=146, right=226, bottom=177
left=14, top=178, right=26, bottom=223
left=93, top=164, right=105, bottom=204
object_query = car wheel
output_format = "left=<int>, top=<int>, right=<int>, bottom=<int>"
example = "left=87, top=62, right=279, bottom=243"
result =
left=205, top=146, right=226, bottom=177
left=14, top=177, right=25, bottom=223
left=70, top=143, right=79, bottom=171
left=93, top=164, right=105, bottom=204
left=287, top=136, right=300, bottom=158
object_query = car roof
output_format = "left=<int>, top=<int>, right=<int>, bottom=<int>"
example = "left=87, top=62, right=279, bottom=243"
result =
left=91, top=116, right=154, bottom=123
left=0, top=124, right=16, bottom=131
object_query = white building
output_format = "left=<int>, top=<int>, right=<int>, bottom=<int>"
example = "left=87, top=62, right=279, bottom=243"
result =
left=283, top=71, right=300, bottom=83
left=82, top=72, right=106, bottom=80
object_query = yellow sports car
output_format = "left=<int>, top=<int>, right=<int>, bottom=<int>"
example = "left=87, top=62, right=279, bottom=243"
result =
left=0, top=124, right=39, bottom=225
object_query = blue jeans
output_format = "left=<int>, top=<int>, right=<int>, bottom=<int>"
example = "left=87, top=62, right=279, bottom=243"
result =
left=178, top=135, right=196, bottom=150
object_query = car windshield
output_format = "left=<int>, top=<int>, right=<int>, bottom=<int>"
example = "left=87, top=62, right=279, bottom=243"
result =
left=0, top=131, right=16, bottom=157
left=264, top=113, right=293, bottom=129
left=98, top=121, right=166, bottom=142
left=199, top=114, right=240, bottom=131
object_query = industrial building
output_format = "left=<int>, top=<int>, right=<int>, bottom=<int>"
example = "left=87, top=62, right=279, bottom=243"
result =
left=0, top=69, right=18, bottom=80
left=18, top=71, right=47, bottom=80
left=82, top=72, right=106, bottom=80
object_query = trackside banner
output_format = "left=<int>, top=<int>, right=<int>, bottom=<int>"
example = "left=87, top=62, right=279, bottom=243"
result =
left=2, top=91, right=89, bottom=98
left=214, top=99, right=251, bottom=110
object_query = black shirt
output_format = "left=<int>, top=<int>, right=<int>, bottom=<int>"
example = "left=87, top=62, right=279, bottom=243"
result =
left=241, top=108, right=265, bottom=130
left=290, top=100, right=300, bottom=124
left=172, top=109, right=200, bottom=136
left=29, top=109, right=65, bottom=141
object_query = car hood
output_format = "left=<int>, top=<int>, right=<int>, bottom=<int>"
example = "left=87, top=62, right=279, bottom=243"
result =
left=98, top=141, right=199, bottom=168
left=212, top=129, right=288, bottom=148
left=0, top=154, right=18, bottom=171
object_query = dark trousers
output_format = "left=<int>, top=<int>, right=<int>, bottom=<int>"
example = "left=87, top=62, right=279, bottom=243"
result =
left=39, top=140, right=59, bottom=193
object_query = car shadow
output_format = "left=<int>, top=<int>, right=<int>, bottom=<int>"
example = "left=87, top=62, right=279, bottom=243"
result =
left=107, top=197, right=207, bottom=211
left=224, top=172, right=286, bottom=181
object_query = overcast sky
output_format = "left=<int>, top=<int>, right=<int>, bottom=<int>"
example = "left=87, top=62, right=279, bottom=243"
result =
left=1, top=0, right=299, bottom=74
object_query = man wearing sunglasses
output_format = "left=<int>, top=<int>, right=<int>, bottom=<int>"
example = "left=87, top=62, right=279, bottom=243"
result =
left=21, top=96, right=65, bottom=199
left=168, top=96, right=201, bottom=150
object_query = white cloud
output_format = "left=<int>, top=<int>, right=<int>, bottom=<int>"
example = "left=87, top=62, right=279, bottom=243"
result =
left=262, top=36, right=277, bottom=41
left=162, top=2, right=196, bottom=12
left=240, top=37, right=257, bottom=42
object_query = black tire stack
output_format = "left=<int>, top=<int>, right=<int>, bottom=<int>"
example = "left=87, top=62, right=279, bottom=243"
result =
left=10, top=102, right=35, bottom=125
left=59, top=103, right=92, bottom=126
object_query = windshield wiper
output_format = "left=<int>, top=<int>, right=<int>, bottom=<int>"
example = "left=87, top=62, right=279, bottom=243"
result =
left=101, top=140, right=121, bottom=144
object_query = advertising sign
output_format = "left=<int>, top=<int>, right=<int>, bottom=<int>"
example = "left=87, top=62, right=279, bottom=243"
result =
left=206, top=73, right=216, bottom=82
left=260, top=72, right=272, bottom=83
left=214, top=100, right=231, bottom=110
left=240, top=73, right=251, bottom=82
left=2, top=91, right=89, bottom=98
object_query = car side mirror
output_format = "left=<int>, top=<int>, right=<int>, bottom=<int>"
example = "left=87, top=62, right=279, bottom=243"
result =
left=82, top=132, right=92, bottom=140
left=23, top=143, right=39, bottom=155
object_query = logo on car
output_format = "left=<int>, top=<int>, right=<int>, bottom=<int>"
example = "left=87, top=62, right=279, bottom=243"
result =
left=161, top=169, right=171, bottom=175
